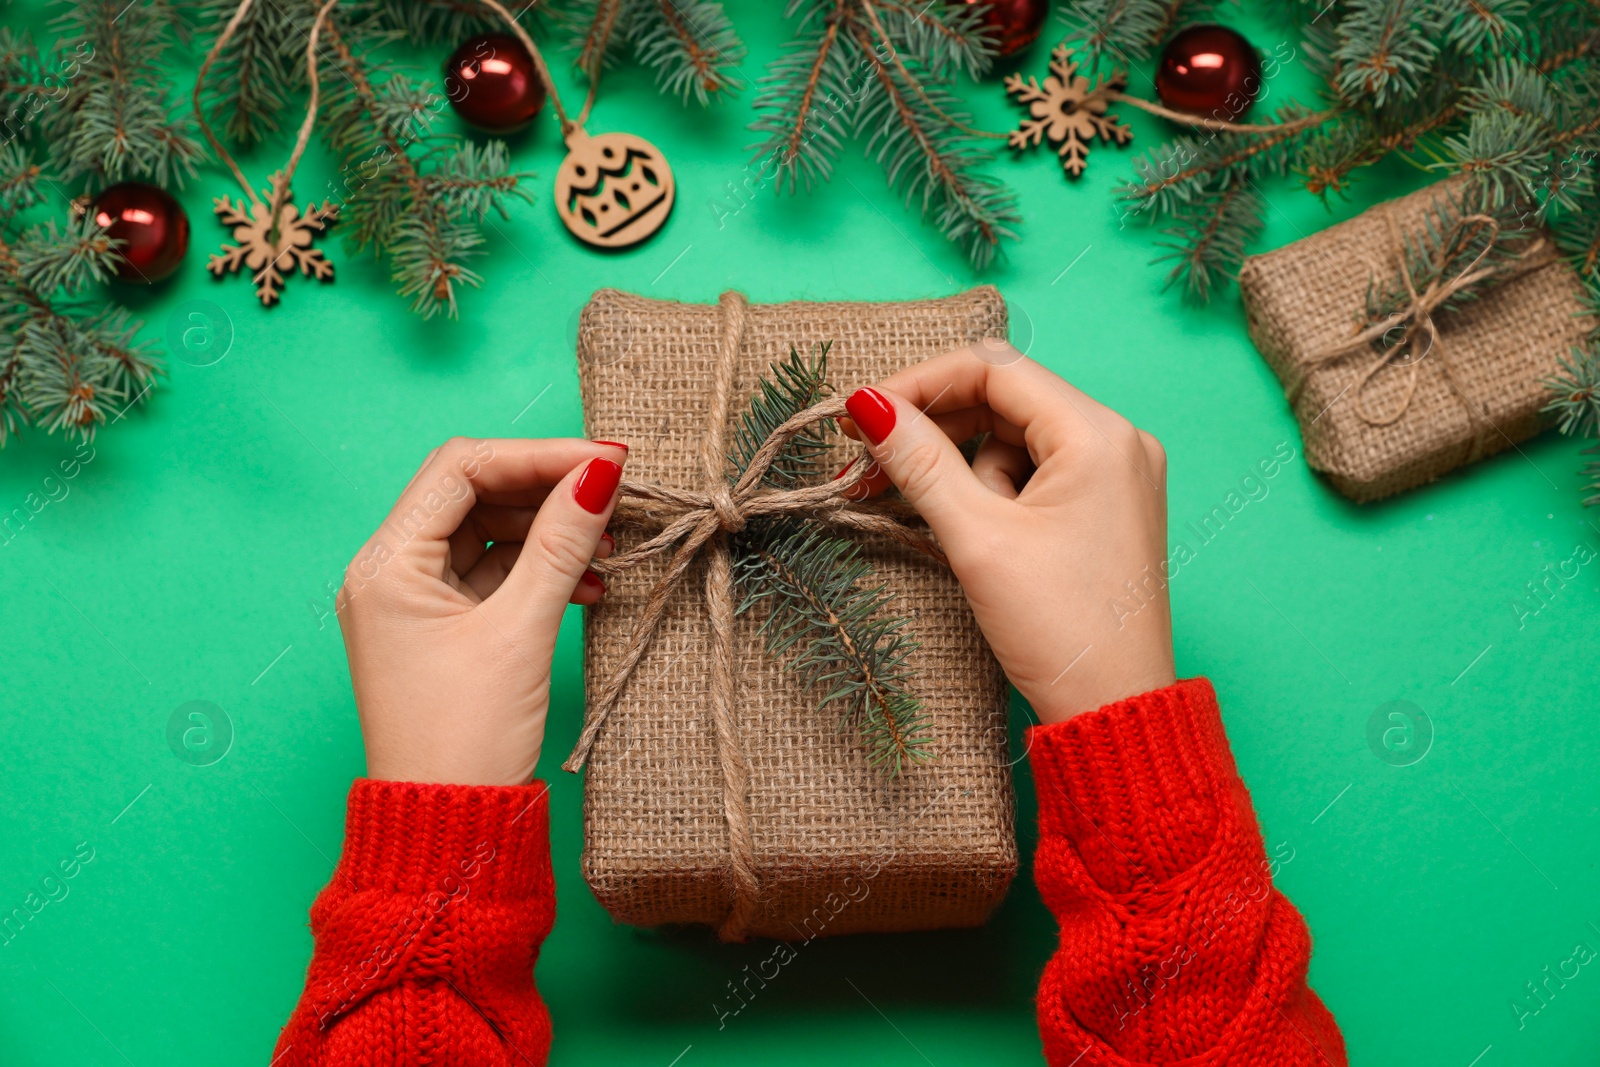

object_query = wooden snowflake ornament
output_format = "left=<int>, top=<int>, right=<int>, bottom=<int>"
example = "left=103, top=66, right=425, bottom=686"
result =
left=1006, top=46, right=1133, bottom=178
left=207, top=174, right=338, bottom=307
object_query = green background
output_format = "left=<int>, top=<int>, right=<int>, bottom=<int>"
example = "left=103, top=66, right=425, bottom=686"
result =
left=2, top=4, right=1597, bottom=1065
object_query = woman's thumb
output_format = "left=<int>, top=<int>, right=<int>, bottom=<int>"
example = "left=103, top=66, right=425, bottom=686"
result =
left=499, top=455, right=622, bottom=640
left=843, top=386, right=984, bottom=531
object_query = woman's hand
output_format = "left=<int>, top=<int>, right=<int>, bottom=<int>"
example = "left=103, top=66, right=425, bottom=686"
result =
left=337, top=437, right=628, bottom=786
left=842, top=343, right=1175, bottom=724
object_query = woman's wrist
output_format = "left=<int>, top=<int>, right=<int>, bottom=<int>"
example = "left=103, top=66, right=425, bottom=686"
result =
left=1026, top=659, right=1179, bottom=725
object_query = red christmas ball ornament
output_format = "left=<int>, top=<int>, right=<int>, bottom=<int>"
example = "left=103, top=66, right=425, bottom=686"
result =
left=965, top=0, right=1048, bottom=58
left=1155, top=25, right=1262, bottom=121
left=444, top=33, right=546, bottom=135
left=91, top=181, right=189, bottom=284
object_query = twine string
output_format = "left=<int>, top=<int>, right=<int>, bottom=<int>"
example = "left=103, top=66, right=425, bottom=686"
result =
left=473, top=0, right=600, bottom=139
left=563, top=388, right=947, bottom=772
left=1287, top=206, right=1553, bottom=457
left=700, top=291, right=757, bottom=943
left=561, top=291, right=947, bottom=941
left=192, top=0, right=267, bottom=210
left=194, top=0, right=338, bottom=223
left=851, top=18, right=1335, bottom=144
left=198, top=0, right=591, bottom=238
left=1103, top=91, right=1333, bottom=135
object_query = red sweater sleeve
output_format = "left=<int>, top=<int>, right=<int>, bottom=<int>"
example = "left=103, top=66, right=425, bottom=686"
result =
left=272, top=779, right=555, bottom=1067
left=1028, top=678, right=1346, bottom=1067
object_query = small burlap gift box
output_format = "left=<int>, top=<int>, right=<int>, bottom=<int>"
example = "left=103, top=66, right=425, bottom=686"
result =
left=567, top=286, right=1016, bottom=942
left=1239, top=182, right=1595, bottom=502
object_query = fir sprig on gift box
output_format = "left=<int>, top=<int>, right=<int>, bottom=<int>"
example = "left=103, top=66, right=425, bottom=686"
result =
left=727, top=343, right=932, bottom=775
left=1362, top=188, right=1536, bottom=327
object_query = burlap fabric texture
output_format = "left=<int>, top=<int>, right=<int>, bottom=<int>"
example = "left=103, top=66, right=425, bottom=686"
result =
left=1239, top=182, right=1594, bottom=502
left=570, top=286, right=1016, bottom=942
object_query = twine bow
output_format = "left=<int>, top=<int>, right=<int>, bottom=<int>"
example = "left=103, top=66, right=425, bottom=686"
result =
left=562, top=291, right=946, bottom=942
left=1287, top=206, right=1553, bottom=462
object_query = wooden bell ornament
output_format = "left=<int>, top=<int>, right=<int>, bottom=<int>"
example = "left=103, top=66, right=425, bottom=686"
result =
left=471, top=0, right=676, bottom=251
left=554, top=128, right=675, bottom=249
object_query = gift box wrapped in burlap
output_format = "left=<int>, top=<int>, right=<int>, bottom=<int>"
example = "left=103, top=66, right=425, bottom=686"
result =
left=566, top=286, right=1016, bottom=942
left=1239, top=182, right=1595, bottom=502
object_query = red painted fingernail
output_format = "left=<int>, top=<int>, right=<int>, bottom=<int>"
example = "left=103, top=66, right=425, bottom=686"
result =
left=845, top=388, right=896, bottom=445
left=593, top=439, right=629, bottom=450
left=580, top=570, right=607, bottom=593
left=831, top=458, right=858, bottom=481
left=600, top=533, right=615, bottom=551
left=574, top=458, right=623, bottom=514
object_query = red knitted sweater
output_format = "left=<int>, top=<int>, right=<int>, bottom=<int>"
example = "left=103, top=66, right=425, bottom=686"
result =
left=273, top=678, right=1346, bottom=1066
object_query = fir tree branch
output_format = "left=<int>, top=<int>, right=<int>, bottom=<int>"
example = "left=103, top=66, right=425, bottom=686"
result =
left=1550, top=188, right=1600, bottom=285
left=1447, top=57, right=1600, bottom=217
left=1543, top=341, right=1600, bottom=438
left=1060, top=0, right=1208, bottom=76
left=751, top=1, right=1013, bottom=265
left=0, top=141, right=44, bottom=220
left=0, top=28, right=57, bottom=147
left=316, top=13, right=532, bottom=319
left=1120, top=107, right=1316, bottom=216
left=45, top=0, right=201, bottom=188
left=569, top=0, right=628, bottom=78
left=1301, top=93, right=1460, bottom=197
left=1543, top=340, right=1600, bottom=506
left=373, top=0, right=506, bottom=42
left=1435, top=0, right=1526, bottom=55
left=1332, top=0, right=1441, bottom=107
left=627, top=0, right=746, bottom=104
left=851, top=12, right=1017, bottom=267
left=750, top=2, right=850, bottom=193
left=872, top=0, right=992, bottom=79
left=552, top=0, right=745, bottom=103
left=1527, top=0, right=1600, bottom=72
left=0, top=198, right=159, bottom=446
left=16, top=215, right=122, bottom=295
left=192, top=0, right=299, bottom=146
left=1154, top=179, right=1264, bottom=303
left=1580, top=444, right=1600, bottom=507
